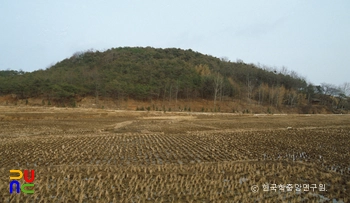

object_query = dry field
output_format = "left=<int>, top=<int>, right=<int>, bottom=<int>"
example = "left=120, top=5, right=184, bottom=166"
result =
left=0, top=106, right=349, bottom=202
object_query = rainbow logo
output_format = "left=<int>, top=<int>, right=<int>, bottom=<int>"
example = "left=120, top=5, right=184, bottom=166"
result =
left=9, top=170, right=35, bottom=194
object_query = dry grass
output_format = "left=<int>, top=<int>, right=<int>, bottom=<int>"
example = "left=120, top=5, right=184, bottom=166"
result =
left=0, top=95, right=334, bottom=114
left=0, top=106, right=349, bottom=202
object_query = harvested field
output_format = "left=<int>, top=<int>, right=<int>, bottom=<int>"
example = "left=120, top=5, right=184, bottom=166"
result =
left=0, top=106, right=349, bottom=202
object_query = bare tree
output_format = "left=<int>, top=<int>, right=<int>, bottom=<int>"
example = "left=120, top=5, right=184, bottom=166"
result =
left=339, top=82, right=350, bottom=97
left=290, top=70, right=299, bottom=79
left=175, top=80, right=179, bottom=103
left=280, top=66, right=289, bottom=75
left=286, top=89, right=297, bottom=106
left=321, top=83, right=341, bottom=96
left=213, top=72, right=223, bottom=110
left=246, top=74, right=254, bottom=104
left=220, top=56, right=229, bottom=62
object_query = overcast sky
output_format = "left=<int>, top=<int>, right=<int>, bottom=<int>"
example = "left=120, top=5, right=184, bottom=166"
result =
left=1, top=0, right=349, bottom=85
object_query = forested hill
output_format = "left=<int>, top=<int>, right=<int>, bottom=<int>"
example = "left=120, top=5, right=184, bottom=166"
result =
left=0, top=47, right=348, bottom=112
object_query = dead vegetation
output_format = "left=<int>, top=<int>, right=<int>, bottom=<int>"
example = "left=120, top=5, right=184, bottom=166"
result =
left=0, top=107, right=349, bottom=202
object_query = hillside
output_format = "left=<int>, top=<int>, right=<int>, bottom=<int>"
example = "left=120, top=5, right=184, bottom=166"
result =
left=0, top=47, right=348, bottom=113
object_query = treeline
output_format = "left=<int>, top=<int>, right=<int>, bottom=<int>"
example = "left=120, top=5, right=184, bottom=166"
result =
left=0, top=47, right=349, bottom=112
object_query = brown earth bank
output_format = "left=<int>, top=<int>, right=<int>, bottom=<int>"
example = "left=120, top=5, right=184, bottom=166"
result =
left=0, top=95, right=344, bottom=114
left=0, top=106, right=349, bottom=202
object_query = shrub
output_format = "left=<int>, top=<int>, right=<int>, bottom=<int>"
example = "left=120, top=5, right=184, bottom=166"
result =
left=70, top=99, right=76, bottom=108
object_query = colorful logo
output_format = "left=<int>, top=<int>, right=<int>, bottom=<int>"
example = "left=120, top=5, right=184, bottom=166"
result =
left=9, top=170, right=35, bottom=194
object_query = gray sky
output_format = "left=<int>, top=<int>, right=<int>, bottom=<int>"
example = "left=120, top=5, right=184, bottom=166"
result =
left=1, top=0, right=349, bottom=86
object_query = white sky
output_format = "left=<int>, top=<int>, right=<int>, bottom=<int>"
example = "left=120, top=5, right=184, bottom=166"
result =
left=1, top=0, right=349, bottom=85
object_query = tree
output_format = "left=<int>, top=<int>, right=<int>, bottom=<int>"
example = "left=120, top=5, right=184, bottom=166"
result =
left=275, top=86, right=286, bottom=108
left=256, top=83, right=269, bottom=105
left=321, top=83, right=341, bottom=96
left=175, top=80, right=180, bottom=103
left=286, top=89, right=297, bottom=106
left=246, top=74, right=255, bottom=104
left=213, top=72, right=223, bottom=110
left=339, top=82, right=350, bottom=97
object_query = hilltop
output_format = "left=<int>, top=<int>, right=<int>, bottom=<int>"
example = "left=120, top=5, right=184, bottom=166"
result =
left=0, top=47, right=348, bottom=113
